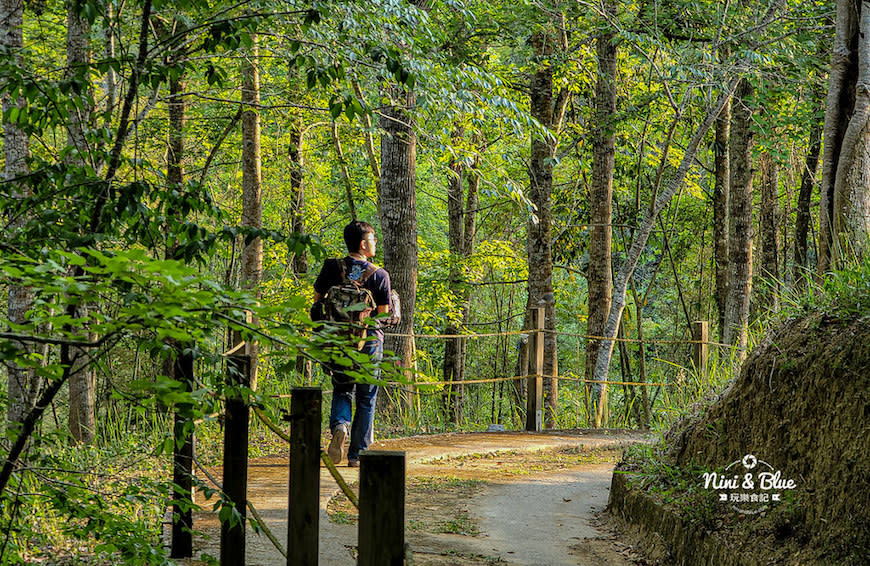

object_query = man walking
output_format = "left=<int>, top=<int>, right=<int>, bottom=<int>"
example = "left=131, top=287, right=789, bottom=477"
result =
left=313, top=220, right=392, bottom=467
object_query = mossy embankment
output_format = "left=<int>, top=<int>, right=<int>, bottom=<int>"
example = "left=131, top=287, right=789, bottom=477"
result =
left=609, top=312, right=870, bottom=565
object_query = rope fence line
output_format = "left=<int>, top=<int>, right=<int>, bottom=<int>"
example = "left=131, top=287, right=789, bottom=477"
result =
left=382, top=328, right=736, bottom=348
left=383, top=328, right=530, bottom=339
left=259, top=374, right=675, bottom=403
left=381, top=374, right=676, bottom=388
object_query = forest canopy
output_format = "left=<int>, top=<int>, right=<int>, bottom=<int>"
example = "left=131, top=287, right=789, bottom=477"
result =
left=3, top=0, right=867, bottom=563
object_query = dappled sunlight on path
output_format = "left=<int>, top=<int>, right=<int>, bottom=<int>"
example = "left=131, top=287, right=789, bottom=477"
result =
left=174, top=429, right=650, bottom=565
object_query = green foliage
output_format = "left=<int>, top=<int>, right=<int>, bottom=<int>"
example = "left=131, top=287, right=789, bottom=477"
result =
left=2, top=430, right=174, bottom=565
left=0, top=0, right=839, bottom=559
left=782, top=255, right=870, bottom=320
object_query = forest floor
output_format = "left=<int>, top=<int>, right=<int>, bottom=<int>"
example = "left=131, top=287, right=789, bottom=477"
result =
left=175, top=429, right=653, bottom=565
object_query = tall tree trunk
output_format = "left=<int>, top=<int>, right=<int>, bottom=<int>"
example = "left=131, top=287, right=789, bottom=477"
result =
left=441, top=135, right=479, bottom=425
left=713, top=98, right=731, bottom=341
left=379, top=85, right=418, bottom=408
left=377, top=0, right=428, bottom=415
left=66, top=0, right=96, bottom=445
left=163, top=35, right=196, bottom=559
left=832, top=2, right=870, bottom=264
left=289, top=117, right=307, bottom=274
left=102, top=2, right=117, bottom=130
left=288, top=113, right=311, bottom=382
left=723, top=79, right=755, bottom=354
left=819, top=0, right=859, bottom=272
left=526, top=30, right=559, bottom=428
left=332, top=120, right=358, bottom=220
left=238, top=38, right=262, bottom=386
left=586, top=4, right=617, bottom=423
left=3, top=0, right=37, bottom=430
left=759, top=152, right=780, bottom=313
left=443, top=129, right=465, bottom=424
left=794, top=119, right=822, bottom=284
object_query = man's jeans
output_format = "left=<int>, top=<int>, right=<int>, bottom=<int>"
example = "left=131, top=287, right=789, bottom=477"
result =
left=329, top=338, right=382, bottom=461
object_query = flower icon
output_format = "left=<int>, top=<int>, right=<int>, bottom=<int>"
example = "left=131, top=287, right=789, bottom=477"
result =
left=742, top=454, right=758, bottom=470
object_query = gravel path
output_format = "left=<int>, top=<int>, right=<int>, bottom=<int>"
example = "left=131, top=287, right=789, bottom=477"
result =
left=176, top=429, right=648, bottom=565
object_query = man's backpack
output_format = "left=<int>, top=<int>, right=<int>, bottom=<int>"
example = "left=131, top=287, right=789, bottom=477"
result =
left=321, top=258, right=378, bottom=350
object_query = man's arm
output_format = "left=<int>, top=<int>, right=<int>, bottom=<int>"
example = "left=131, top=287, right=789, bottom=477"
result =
left=372, top=268, right=391, bottom=315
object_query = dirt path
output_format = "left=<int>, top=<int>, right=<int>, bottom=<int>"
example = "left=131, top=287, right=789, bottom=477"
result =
left=178, top=429, right=648, bottom=565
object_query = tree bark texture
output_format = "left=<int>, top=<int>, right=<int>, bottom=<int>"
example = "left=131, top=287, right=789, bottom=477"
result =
left=585, top=9, right=617, bottom=416
left=240, top=40, right=262, bottom=387
left=832, top=2, right=870, bottom=264
left=102, top=2, right=117, bottom=128
left=443, top=135, right=465, bottom=424
left=441, top=133, right=480, bottom=425
left=3, top=0, right=37, bottom=429
left=794, top=120, right=822, bottom=284
left=759, top=152, right=780, bottom=313
left=288, top=115, right=308, bottom=274
left=713, top=98, right=730, bottom=341
left=332, top=120, right=358, bottom=220
left=66, top=1, right=91, bottom=163
left=379, top=86, right=419, bottom=395
left=819, top=0, right=859, bottom=272
left=527, top=30, right=558, bottom=428
left=67, top=1, right=95, bottom=444
left=723, top=79, right=755, bottom=354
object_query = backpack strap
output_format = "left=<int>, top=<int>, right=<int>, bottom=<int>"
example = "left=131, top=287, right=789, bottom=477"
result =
left=336, top=257, right=349, bottom=284
left=359, top=263, right=378, bottom=284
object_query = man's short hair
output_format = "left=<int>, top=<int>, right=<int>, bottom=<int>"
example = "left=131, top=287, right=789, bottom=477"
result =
left=344, top=220, right=375, bottom=253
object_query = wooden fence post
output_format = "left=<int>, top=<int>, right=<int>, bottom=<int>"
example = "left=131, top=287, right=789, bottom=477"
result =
left=692, top=321, right=709, bottom=375
left=170, top=349, right=194, bottom=558
left=287, top=387, right=321, bottom=566
left=358, top=451, right=406, bottom=566
left=221, top=354, right=251, bottom=566
left=526, top=307, right=544, bottom=432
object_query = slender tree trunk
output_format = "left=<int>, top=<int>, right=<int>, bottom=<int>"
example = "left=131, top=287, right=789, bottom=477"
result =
left=629, top=280, right=651, bottom=429
left=287, top=113, right=311, bottom=381
left=713, top=98, right=731, bottom=340
left=102, top=2, right=117, bottom=129
left=352, top=80, right=381, bottom=184
left=794, top=119, right=822, bottom=284
left=460, top=162, right=479, bottom=393
left=3, top=0, right=37, bottom=430
left=759, top=151, right=780, bottom=313
left=443, top=129, right=465, bottom=424
left=586, top=5, right=617, bottom=423
left=288, top=114, right=307, bottom=275
left=238, top=38, right=262, bottom=386
left=332, top=120, right=358, bottom=220
left=162, top=39, right=197, bottom=558
left=819, top=0, right=859, bottom=272
left=833, top=2, right=870, bottom=264
left=379, top=85, right=418, bottom=408
left=723, top=79, right=755, bottom=354
left=526, top=30, right=559, bottom=428
left=440, top=137, right=480, bottom=425
left=66, top=0, right=97, bottom=445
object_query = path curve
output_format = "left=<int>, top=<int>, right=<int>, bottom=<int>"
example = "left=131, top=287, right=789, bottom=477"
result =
left=178, top=429, right=648, bottom=565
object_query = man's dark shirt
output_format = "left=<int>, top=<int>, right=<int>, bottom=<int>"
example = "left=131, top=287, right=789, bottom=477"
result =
left=314, top=257, right=391, bottom=340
